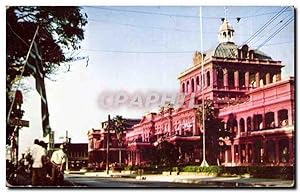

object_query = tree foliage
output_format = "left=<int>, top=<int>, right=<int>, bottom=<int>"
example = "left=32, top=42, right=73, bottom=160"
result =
left=7, top=6, right=88, bottom=83
left=111, top=115, right=125, bottom=141
left=196, top=100, right=233, bottom=165
left=155, top=140, right=179, bottom=167
left=6, top=6, right=88, bottom=142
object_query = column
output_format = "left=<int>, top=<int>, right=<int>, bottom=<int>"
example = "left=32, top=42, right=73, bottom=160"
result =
left=238, top=145, right=242, bottom=165
left=275, top=140, right=280, bottom=164
left=288, top=109, right=293, bottom=126
left=210, top=70, right=215, bottom=88
left=255, top=72, right=260, bottom=88
left=189, top=79, right=192, bottom=93
left=262, top=114, right=266, bottom=130
left=234, top=70, right=239, bottom=90
left=288, top=137, right=294, bottom=165
left=245, top=143, right=249, bottom=164
left=262, top=139, right=267, bottom=164
left=266, top=73, right=271, bottom=85
left=274, top=110, right=279, bottom=128
left=223, top=69, right=228, bottom=89
left=225, top=150, right=228, bottom=165
left=277, top=73, right=281, bottom=81
left=237, top=118, right=241, bottom=137
left=231, top=145, right=235, bottom=165
left=212, top=68, right=217, bottom=88
left=245, top=72, right=250, bottom=89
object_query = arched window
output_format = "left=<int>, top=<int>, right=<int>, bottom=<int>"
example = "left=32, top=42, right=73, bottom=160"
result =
left=182, top=82, right=185, bottom=93
left=239, top=118, right=245, bottom=132
left=186, top=81, right=189, bottom=93
left=217, top=69, right=224, bottom=88
left=206, top=71, right=210, bottom=87
left=191, top=79, right=195, bottom=92
left=228, top=71, right=234, bottom=88
left=196, top=76, right=199, bottom=91
left=265, top=112, right=275, bottom=128
left=247, top=117, right=252, bottom=131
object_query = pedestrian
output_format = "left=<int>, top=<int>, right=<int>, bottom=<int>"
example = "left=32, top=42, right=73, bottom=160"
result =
left=30, top=139, right=46, bottom=186
left=51, top=144, right=66, bottom=185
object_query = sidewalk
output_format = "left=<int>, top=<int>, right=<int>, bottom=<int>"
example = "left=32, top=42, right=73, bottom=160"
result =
left=80, top=172, right=294, bottom=187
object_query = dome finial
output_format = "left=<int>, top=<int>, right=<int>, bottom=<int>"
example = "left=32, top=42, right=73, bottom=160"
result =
left=224, top=6, right=228, bottom=21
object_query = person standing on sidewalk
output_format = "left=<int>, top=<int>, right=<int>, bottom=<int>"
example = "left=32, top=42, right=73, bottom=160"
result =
left=50, top=145, right=66, bottom=185
left=30, top=139, right=46, bottom=186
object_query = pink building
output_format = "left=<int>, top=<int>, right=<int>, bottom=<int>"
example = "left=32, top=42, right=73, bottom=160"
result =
left=125, top=19, right=294, bottom=167
left=87, top=118, right=140, bottom=169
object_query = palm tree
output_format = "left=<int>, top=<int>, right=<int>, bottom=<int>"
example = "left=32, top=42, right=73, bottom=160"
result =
left=195, top=100, right=231, bottom=165
left=112, top=115, right=125, bottom=165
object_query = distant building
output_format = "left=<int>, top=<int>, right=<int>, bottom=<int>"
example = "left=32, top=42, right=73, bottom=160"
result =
left=87, top=118, right=141, bottom=169
left=54, top=143, right=88, bottom=170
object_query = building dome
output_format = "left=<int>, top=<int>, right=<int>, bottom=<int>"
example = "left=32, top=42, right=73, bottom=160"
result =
left=204, top=42, right=272, bottom=60
left=205, top=42, right=237, bottom=59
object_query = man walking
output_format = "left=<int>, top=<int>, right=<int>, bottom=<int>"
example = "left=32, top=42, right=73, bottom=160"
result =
left=51, top=145, right=66, bottom=185
left=30, top=139, right=46, bottom=186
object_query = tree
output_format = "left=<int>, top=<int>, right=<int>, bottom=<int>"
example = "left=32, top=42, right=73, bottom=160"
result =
left=155, top=140, right=179, bottom=172
left=6, top=6, right=88, bottom=142
left=195, top=100, right=233, bottom=165
left=111, top=115, right=126, bottom=165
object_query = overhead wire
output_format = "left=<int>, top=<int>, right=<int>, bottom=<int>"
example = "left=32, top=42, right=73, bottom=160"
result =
left=243, top=6, right=289, bottom=45
left=256, top=16, right=294, bottom=49
left=85, top=6, right=292, bottom=20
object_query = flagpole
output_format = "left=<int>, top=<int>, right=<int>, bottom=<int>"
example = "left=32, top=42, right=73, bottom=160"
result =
left=7, top=25, right=40, bottom=123
left=200, top=6, right=209, bottom=167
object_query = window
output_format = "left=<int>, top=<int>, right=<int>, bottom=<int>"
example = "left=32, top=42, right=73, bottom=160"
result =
left=206, top=71, right=210, bottom=87
left=239, top=118, right=245, bottom=132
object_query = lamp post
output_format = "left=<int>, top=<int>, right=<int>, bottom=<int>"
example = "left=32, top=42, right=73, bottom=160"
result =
left=199, top=6, right=209, bottom=167
left=106, top=115, right=111, bottom=175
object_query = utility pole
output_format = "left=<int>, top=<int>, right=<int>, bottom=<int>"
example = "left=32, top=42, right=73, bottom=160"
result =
left=200, top=6, right=209, bottom=167
left=65, top=130, right=69, bottom=171
left=106, top=115, right=111, bottom=175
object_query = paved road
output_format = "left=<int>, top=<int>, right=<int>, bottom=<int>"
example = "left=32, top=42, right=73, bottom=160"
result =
left=64, top=175, right=211, bottom=187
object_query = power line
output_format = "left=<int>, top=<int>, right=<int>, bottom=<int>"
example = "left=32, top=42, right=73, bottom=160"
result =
left=243, top=7, right=289, bottom=45
left=81, top=39, right=293, bottom=55
left=88, top=17, right=292, bottom=41
left=256, top=16, right=294, bottom=49
left=250, top=14, right=291, bottom=46
left=85, top=6, right=292, bottom=20
left=88, top=18, right=199, bottom=33
left=253, top=40, right=293, bottom=47
left=81, top=48, right=194, bottom=54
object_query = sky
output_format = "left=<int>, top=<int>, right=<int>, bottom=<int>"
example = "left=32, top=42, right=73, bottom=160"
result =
left=16, top=6, right=295, bottom=154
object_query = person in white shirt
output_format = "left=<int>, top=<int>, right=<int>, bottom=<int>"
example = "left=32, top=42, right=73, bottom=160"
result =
left=51, top=145, right=66, bottom=185
left=30, top=139, right=46, bottom=186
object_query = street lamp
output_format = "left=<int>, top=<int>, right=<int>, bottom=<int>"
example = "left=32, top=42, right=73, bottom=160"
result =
left=199, top=6, right=209, bottom=167
left=106, top=115, right=111, bottom=175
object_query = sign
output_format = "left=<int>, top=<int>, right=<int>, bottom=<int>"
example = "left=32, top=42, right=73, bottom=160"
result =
left=10, top=119, right=29, bottom=127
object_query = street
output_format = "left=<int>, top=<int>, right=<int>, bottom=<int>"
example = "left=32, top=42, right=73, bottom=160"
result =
left=64, top=174, right=211, bottom=187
